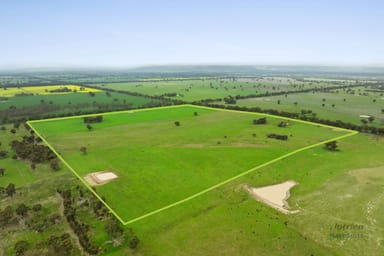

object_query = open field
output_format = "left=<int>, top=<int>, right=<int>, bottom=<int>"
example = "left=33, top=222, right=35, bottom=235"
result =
left=1, top=71, right=383, bottom=255
left=126, top=133, right=384, bottom=256
left=234, top=87, right=384, bottom=126
left=0, top=88, right=161, bottom=123
left=28, top=105, right=353, bottom=224
left=0, top=85, right=100, bottom=97
left=91, top=78, right=346, bottom=102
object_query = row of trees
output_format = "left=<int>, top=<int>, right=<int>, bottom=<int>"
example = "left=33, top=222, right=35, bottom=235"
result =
left=58, top=189, right=99, bottom=255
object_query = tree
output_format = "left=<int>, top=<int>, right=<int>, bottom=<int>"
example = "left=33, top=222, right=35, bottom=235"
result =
left=174, top=121, right=180, bottom=126
left=0, top=150, right=8, bottom=159
left=86, top=124, right=92, bottom=130
left=14, top=240, right=29, bottom=256
left=129, top=236, right=140, bottom=249
left=32, top=204, right=42, bottom=212
left=0, top=168, right=5, bottom=176
left=0, top=205, right=14, bottom=225
left=80, top=146, right=87, bottom=155
left=50, top=159, right=60, bottom=171
left=16, top=203, right=29, bottom=217
left=368, top=116, right=375, bottom=123
left=324, top=141, right=338, bottom=151
left=194, top=111, right=198, bottom=116
left=10, top=128, right=16, bottom=134
left=6, top=183, right=16, bottom=197
left=105, top=219, right=123, bottom=238
left=253, top=117, right=267, bottom=125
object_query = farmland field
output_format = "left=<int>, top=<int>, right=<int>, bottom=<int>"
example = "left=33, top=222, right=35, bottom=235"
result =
left=91, top=78, right=348, bottom=102
left=29, top=105, right=353, bottom=224
left=0, top=85, right=100, bottom=97
left=233, top=87, right=384, bottom=126
left=0, top=86, right=162, bottom=123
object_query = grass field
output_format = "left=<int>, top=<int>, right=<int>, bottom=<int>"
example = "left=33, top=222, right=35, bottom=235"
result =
left=28, top=105, right=354, bottom=225
left=92, top=78, right=344, bottom=102
left=0, top=89, right=161, bottom=124
left=126, top=133, right=384, bottom=256
left=0, top=91, right=156, bottom=111
left=234, top=88, right=384, bottom=126
left=0, top=85, right=100, bottom=97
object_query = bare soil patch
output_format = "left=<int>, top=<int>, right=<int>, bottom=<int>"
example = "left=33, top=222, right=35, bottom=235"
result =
left=245, top=180, right=299, bottom=214
left=84, top=171, right=118, bottom=186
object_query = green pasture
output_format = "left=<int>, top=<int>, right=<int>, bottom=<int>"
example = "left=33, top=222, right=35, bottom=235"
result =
left=92, top=78, right=342, bottom=102
left=29, top=105, right=351, bottom=224
left=234, top=89, right=384, bottom=126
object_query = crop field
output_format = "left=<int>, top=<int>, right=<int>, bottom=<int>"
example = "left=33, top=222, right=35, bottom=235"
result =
left=0, top=85, right=100, bottom=97
left=28, top=105, right=355, bottom=225
left=0, top=90, right=156, bottom=111
left=0, top=87, right=161, bottom=123
left=91, top=78, right=345, bottom=102
left=234, top=87, right=384, bottom=126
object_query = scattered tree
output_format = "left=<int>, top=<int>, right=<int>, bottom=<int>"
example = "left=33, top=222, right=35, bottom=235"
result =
left=278, top=121, right=289, bottom=127
left=50, top=159, right=60, bottom=171
left=14, top=240, right=29, bottom=256
left=0, top=168, right=4, bottom=176
left=6, top=183, right=16, bottom=197
left=105, top=219, right=123, bottom=238
left=80, top=146, right=87, bottom=155
left=324, top=141, right=338, bottom=151
left=0, top=150, right=8, bottom=159
left=174, top=121, right=180, bottom=127
left=253, top=117, right=267, bottom=125
left=129, top=236, right=140, bottom=249
left=86, top=124, right=92, bottom=130
left=16, top=203, right=29, bottom=217
left=32, top=204, right=42, bottom=212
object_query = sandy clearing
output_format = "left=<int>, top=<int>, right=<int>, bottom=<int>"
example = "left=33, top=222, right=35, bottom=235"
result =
left=245, top=180, right=299, bottom=214
left=84, top=171, right=118, bottom=186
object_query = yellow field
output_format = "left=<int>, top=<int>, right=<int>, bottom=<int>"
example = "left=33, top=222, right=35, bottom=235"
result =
left=0, top=85, right=100, bottom=97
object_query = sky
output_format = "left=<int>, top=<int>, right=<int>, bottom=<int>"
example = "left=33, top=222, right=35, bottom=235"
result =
left=0, top=0, right=383, bottom=68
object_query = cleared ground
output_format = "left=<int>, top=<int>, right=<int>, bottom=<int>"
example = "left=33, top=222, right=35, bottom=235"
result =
left=29, top=105, right=352, bottom=224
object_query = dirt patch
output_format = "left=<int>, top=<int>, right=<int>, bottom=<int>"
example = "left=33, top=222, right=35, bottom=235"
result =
left=332, top=128, right=346, bottom=132
left=84, top=171, right=118, bottom=186
left=245, top=180, right=299, bottom=214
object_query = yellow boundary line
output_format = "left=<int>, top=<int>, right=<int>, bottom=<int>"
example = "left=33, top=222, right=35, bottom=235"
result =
left=27, top=104, right=358, bottom=225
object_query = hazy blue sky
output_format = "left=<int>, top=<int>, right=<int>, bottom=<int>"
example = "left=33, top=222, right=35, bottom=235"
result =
left=1, top=0, right=383, bottom=68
